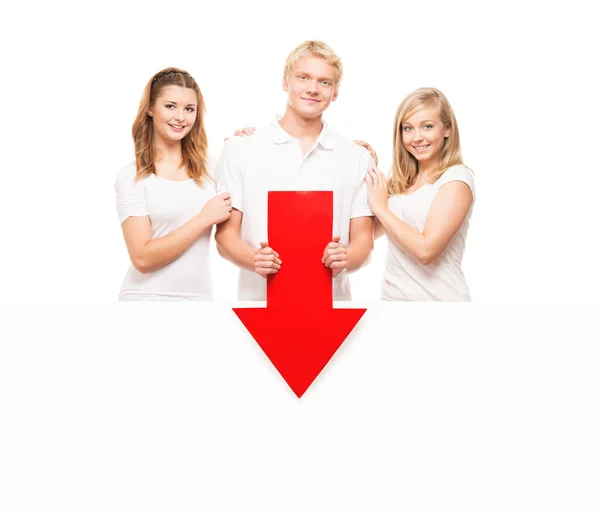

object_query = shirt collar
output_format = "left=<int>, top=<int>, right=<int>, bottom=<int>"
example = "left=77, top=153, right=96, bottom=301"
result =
left=268, top=114, right=335, bottom=150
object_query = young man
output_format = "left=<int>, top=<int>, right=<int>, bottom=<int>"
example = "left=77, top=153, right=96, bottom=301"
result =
left=215, top=40, right=374, bottom=301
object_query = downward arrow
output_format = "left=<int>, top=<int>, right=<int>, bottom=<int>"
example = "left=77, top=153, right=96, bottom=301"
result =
left=234, top=191, right=367, bottom=398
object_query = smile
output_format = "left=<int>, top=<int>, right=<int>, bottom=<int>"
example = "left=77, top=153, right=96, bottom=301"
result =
left=413, top=144, right=430, bottom=150
left=301, top=98, right=320, bottom=104
left=169, top=124, right=185, bottom=130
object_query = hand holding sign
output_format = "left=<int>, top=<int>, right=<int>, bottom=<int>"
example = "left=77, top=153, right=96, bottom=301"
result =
left=234, top=191, right=366, bottom=398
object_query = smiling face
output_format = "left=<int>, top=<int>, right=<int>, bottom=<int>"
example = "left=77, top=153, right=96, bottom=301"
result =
left=148, top=85, right=198, bottom=144
left=401, top=107, right=451, bottom=168
left=283, top=55, right=338, bottom=120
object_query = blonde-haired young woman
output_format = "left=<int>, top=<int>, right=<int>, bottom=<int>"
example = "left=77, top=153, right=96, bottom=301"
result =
left=364, top=87, right=475, bottom=301
left=115, top=68, right=232, bottom=301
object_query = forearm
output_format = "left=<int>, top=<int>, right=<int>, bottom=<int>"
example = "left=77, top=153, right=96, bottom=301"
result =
left=132, top=214, right=212, bottom=273
left=215, top=231, right=256, bottom=271
left=376, top=207, right=433, bottom=265
left=345, top=236, right=374, bottom=273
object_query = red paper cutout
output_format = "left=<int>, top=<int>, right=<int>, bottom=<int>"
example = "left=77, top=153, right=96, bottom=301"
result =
left=233, top=191, right=367, bottom=397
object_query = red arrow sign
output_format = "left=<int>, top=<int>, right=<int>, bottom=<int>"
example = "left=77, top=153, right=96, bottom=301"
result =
left=233, top=191, right=367, bottom=398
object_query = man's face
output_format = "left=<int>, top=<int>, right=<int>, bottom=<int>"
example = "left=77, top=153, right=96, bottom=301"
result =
left=283, top=55, right=338, bottom=119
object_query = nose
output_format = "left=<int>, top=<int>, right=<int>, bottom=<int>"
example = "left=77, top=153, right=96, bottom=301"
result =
left=305, top=79, right=319, bottom=94
left=412, top=128, right=423, bottom=141
left=174, top=108, right=185, bottom=121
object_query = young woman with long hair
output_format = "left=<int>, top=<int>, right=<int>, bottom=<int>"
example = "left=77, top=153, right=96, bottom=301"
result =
left=365, top=87, right=475, bottom=301
left=115, top=67, right=231, bottom=300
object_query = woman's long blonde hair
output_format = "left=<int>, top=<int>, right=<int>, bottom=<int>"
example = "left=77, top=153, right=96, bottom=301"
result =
left=131, top=67, right=209, bottom=185
left=388, top=87, right=463, bottom=195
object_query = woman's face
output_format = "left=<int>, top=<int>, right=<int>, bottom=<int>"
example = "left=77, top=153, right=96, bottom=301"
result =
left=149, top=85, right=198, bottom=144
left=401, top=107, right=451, bottom=166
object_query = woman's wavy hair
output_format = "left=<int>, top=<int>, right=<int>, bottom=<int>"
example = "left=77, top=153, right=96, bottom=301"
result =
left=132, top=67, right=209, bottom=184
left=388, top=87, right=463, bottom=195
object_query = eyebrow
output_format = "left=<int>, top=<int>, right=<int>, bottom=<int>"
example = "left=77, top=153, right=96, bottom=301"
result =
left=163, top=100, right=197, bottom=107
left=295, top=71, right=334, bottom=82
left=403, top=120, right=436, bottom=125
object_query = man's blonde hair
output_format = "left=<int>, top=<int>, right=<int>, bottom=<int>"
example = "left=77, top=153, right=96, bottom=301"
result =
left=283, top=40, right=343, bottom=88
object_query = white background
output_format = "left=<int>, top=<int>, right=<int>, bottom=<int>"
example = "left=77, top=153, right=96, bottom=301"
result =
left=1, top=1, right=599, bottom=511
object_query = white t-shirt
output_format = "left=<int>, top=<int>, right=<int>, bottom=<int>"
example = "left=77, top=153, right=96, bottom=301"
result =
left=381, top=164, right=475, bottom=301
left=214, top=116, right=374, bottom=301
left=115, top=161, right=220, bottom=301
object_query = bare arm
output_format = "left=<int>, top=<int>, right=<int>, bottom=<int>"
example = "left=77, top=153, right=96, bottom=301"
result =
left=378, top=182, right=472, bottom=265
left=322, top=216, right=374, bottom=276
left=215, top=209, right=281, bottom=276
left=122, top=192, right=231, bottom=274
left=214, top=209, right=255, bottom=271
left=366, top=166, right=473, bottom=265
left=346, top=216, right=374, bottom=272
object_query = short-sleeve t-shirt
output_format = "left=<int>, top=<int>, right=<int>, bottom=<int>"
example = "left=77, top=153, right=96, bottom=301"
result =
left=381, top=165, right=475, bottom=301
left=115, top=161, right=221, bottom=301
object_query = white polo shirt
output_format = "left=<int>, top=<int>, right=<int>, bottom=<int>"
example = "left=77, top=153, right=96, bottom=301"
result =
left=214, top=116, right=374, bottom=301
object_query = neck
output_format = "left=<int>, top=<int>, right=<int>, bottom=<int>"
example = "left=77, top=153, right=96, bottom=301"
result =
left=154, top=136, right=183, bottom=166
left=418, top=157, right=442, bottom=178
left=278, top=105, right=323, bottom=140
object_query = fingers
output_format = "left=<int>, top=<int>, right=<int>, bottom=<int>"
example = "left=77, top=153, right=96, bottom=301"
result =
left=322, top=241, right=346, bottom=265
left=233, top=127, right=257, bottom=137
left=367, top=167, right=385, bottom=189
left=321, top=236, right=345, bottom=263
left=254, top=248, right=282, bottom=276
left=255, top=242, right=281, bottom=276
left=353, top=139, right=379, bottom=166
left=218, top=192, right=231, bottom=200
left=323, top=246, right=345, bottom=257
left=258, top=241, right=279, bottom=257
left=367, top=167, right=378, bottom=187
left=324, top=253, right=347, bottom=268
left=255, top=253, right=282, bottom=265
left=255, top=264, right=280, bottom=276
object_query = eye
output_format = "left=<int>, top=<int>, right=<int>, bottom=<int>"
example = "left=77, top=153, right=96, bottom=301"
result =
left=186, top=107, right=196, bottom=112
left=321, top=81, right=331, bottom=86
left=403, top=126, right=412, bottom=132
left=298, top=75, right=307, bottom=81
left=165, top=104, right=174, bottom=109
left=424, top=124, right=433, bottom=129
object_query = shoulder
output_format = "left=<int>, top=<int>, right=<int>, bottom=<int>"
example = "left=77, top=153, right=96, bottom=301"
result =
left=116, top=160, right=137, bottom=181
left=114, top=161, right=153, bottom=192
left=223, top=125, right=270, bottom=153
left=328, top=130, right=372, bottom=166
left=436, top=164, right=475, bottom=193
left=115, top=161, right=144, bottom=189
left=329, top=130, right=368, bottom=155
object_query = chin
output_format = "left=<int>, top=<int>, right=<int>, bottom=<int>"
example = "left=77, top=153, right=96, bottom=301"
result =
left=169, top=132, right=188, bottom=142
left=300, top=108, right=323, bottom=118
